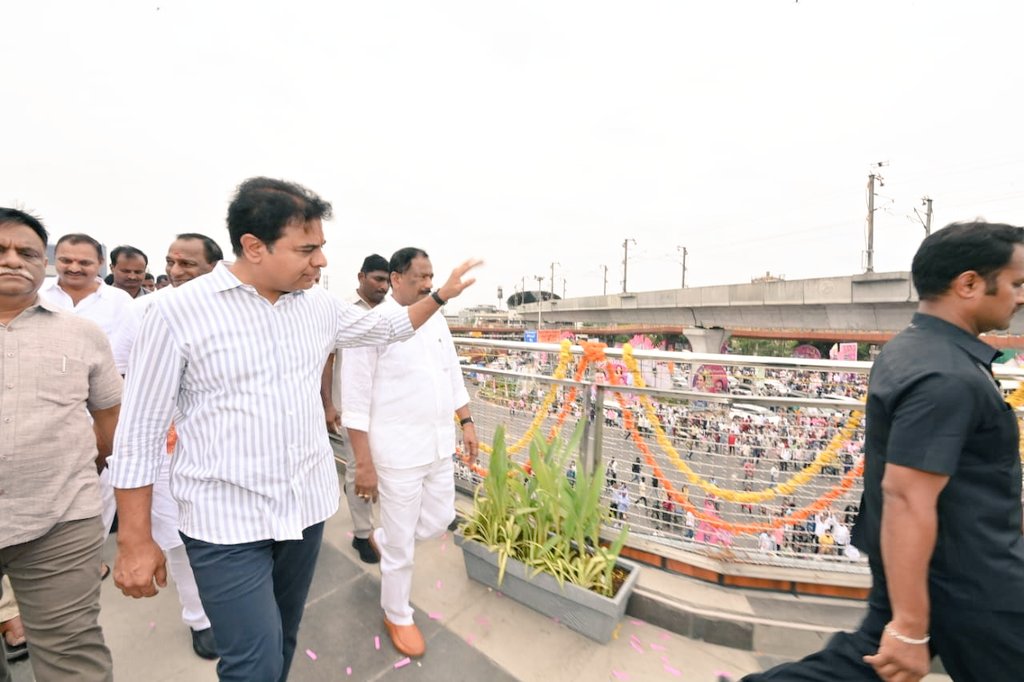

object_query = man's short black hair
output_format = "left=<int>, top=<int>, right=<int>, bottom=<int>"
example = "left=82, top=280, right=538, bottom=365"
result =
left=156, top=274, right=169, bottom=284
left=389, top=247, right=429, bottom=275
left=226, top=177, right=333, bottom=257
left=0, top=208, right=48, bottom=246
left=144, top=272, right=155, bottom=282
left=361, top=254, right=390, bottom=274
left=111, top=245, right=149, bottom=267
left=912, top=221, right=1024, bottom=299
left=56, top=233, right=104, bottom=262
left=175, top=232, right=224, bottom=265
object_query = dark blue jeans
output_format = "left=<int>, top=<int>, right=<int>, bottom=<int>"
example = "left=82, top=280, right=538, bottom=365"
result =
left=181, top=522, right=324, bottom=682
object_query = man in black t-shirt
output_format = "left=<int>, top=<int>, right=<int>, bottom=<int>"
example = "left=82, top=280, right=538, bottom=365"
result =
left=745, top=221, right=1024, bottom=682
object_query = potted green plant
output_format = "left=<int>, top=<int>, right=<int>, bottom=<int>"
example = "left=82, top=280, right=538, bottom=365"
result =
left=455, top=424, right=639, bottom=643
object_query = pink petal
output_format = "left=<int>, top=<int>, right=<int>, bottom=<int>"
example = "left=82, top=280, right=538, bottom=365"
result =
left=466, top=635, right=476, bottom=646
left=436, top=580, right=443, bottom=590
left=612, top=671, right=631, bottom=680
left=346, top=531, right=354, bottom=538
left=663, top=663, right=681, bottom=676
left=394, top=657, right=411, bottom=669
left=305, top=649, right=317, bottom=661
left=346, top=667, right=352, bottom=676
left=630, top=619, right=643, bottom=626
left=441, top=542, right=447, bottom=552
left=428, top=612, right=443, bottom=620
left=475, top=615, right=491, bottom=627
left=649, top=643, right=666, bottom=652
left=374, top=635, right=381, bottom=651
left=630, top=640, right=644, bottom=654
left=659, top=632, right=671, bottom=641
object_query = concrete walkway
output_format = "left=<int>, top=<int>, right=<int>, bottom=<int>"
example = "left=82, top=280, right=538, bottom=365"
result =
left=8, top=488, right=952, bottom=681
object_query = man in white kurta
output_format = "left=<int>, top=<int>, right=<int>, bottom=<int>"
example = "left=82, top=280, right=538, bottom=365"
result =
left=116, top=233, right=224, bottom=659
left=341, top=248, right=478, bottom=658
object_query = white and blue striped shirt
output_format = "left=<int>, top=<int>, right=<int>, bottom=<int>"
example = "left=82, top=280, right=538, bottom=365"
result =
left=108, top=263, right=414, bottom=544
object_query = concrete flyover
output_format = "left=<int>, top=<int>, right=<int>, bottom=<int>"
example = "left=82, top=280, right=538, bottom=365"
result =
left=517, top=271, right=1024, bottom=352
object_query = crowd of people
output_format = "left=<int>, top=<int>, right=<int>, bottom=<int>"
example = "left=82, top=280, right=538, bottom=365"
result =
left=0, top=178, right=480, bottom=682
left=469, top=356, right=867, bottom=558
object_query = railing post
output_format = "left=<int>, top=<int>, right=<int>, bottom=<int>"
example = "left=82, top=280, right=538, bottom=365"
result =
left=586, top=384, right=605, bottom=477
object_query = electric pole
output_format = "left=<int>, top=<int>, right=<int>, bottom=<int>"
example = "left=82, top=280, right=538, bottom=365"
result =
left=676, top=245, right=688, bottom=288
left=865, top=163, right=886, bottom=273
left=923, top=196, right=932, bottom=236
left=549, top=261, right=560, bottom=299
left=622, top=238, right=636, bottom=293
left=533, top=275, right=545, bottom=329
left=601, top=265, right=608, bottom=295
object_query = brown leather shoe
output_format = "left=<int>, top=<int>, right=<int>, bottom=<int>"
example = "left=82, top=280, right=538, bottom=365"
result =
left=384, top=617, right=425, bottom=658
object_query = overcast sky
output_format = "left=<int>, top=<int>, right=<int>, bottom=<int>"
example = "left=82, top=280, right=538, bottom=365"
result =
left=5, top=1, right=1024, bottom=310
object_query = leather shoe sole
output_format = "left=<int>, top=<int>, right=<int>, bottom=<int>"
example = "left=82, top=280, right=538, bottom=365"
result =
left=384, top=617, right=425, bottom=658
left=191, top=627, right=218, bottom=660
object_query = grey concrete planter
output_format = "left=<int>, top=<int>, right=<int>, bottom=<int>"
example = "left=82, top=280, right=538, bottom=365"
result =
left=454, top=533, right=640, bottom=643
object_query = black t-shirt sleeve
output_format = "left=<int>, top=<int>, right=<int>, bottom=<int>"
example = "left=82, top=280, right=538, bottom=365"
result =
left=885, top=373, right=977, bottom=476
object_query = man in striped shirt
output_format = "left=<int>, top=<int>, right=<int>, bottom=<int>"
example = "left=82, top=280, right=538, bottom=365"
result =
left=109, top=177, right=479, bottom=682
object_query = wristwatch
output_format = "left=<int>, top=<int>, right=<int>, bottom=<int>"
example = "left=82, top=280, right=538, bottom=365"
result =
left=460, top=416, right=474, bottom=426
left=431, top=290, right=446, bottom=306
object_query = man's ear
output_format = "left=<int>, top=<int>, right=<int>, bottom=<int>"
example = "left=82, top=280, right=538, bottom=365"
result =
left=239, top=234, right=266, bottom=263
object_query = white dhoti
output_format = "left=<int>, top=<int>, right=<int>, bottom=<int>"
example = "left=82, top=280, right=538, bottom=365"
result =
left=373, top=457, right=455, bottom=626
left=152, top=456, right=210, bottom=631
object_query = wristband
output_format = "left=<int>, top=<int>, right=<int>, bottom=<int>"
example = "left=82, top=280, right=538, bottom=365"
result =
left=431, top=290, right=446, bottom=306
left=884, top=624, right=930, bottom=645
left=460, top=416, right=474, bottom=426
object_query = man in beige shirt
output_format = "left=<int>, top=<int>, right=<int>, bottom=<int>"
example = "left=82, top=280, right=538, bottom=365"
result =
left=0, top=208, right=122, bottom=682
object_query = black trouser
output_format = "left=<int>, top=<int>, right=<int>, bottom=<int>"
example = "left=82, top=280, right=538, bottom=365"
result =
left=743, top=563, right=1024, bottom=682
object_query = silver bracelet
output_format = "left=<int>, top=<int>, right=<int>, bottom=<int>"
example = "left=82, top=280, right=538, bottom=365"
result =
left=884, top=624, right=930, bottom=645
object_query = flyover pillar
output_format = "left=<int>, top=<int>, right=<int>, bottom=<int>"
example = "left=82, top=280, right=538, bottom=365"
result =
left=684, top=327, right=731, bottom=354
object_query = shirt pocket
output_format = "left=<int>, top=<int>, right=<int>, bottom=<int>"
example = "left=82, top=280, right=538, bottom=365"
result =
left=34, top=353, right=89, bottom=406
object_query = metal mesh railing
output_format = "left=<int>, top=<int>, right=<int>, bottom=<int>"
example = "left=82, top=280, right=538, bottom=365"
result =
left=453, top=338, right=1024, bottom=573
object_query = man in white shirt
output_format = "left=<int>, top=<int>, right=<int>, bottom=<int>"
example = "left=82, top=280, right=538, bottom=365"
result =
left=342, top=247, right=479, bottom=659
left=320, top=253, right=390, bottom=564
left=108, top=245, right=149, bottom=300
left=117, top=232, right=224, bottom=660
left=109, top=178, right=479, bottom=682
left=40, top=233, right=134, bottom=373
left=39, top=232, right=134, bottom=577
